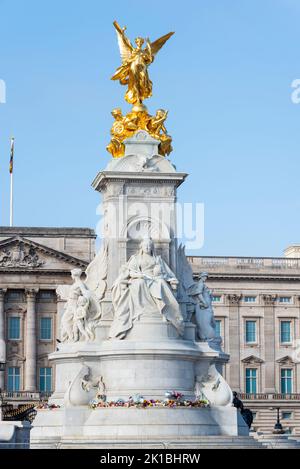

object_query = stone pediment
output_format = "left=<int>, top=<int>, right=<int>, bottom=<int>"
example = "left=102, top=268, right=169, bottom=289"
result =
left=6, top=352, right=25, bottom=362
left=0, top=236, right=88, bottom=271
left=241, top=355, right=264, bottom=364
left=276, top=355, right=294, bottom=364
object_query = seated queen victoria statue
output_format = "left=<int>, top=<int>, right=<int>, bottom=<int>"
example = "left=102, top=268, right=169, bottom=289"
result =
left=109, top=238, right=184, bottom=339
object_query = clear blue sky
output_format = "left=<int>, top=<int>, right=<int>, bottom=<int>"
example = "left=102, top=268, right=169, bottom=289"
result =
left=0, top=0, right=299, bottom=256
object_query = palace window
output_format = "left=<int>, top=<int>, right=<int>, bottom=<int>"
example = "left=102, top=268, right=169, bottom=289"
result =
left=244, top=296, right=256, bottom=303
left=280, top=321, right=292, bottom=343
left=39, top=291, right=55, bottom=300
left=40, top=317, right=52, bottom=340
left=212, top=295, right=222, bottom=302
left=39, top=367, right=52, bottom=392
left=8, top=317, right=20, bottom=340
left=245, top=321, right=257, bottom=343
left=245, top=368, right=257, bottom=394
left=282, top=412, right=292, bottom=420
left=279, top=297, right=292, bottom=304
left=215, top=320, right=221, bottom=337
left=7, top=367, right=20, bottom=391
left=281, top=369, right=293, bottom=394
left=7, top=291, right=22, bottom=300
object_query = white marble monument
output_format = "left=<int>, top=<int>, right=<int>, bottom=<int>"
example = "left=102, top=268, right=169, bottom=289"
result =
left=30, top=132, right=256, bottom=448
left=31, top=21, right=260, bottom=449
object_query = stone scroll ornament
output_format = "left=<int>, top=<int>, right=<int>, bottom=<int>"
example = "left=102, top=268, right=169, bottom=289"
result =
left=177, top=244, right=217, bottom=341
left=60, top=243, right=108, bottom=343
left=109, top=237, right=184, bottom=339
left=194, top=364, right=233, bottom=407
left=64, top=364, right=106, bottom=407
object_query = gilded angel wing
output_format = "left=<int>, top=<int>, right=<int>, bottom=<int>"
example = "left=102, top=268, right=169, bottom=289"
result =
left=85, top=241, right=108, bottom=301
left=113, top=20, right=134, bottom=63
left=150, top=31, right=174, bottom=57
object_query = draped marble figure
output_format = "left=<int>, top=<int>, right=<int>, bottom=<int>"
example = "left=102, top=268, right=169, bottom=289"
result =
left=61, top=268, right=102, bottom=342
left=189, top=272, right=216, bottom=341
left=109, top=238, right=184, bottom=339
left=177, top=245, right=217, bottom=341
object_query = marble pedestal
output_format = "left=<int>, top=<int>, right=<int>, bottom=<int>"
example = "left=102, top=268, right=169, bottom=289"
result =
left=31, top=406, right=253, bottom=449
left=31, top=132, right=258, bottom=448
left=0, top=421, right=31, bottom=449
left=31, top=320, right=253, bottom=448
left=46, top=319, right=228, bottom=406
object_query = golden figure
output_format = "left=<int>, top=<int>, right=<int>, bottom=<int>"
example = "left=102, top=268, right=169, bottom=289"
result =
left=107, top=108, right=173, bottom=158
left=107, top=22, right=174, bottom=158
left=146, top=109, right=173, bottom=156
left=111, top=21, right=174, bottom=112
left=106, top=108, right=139, bottom=158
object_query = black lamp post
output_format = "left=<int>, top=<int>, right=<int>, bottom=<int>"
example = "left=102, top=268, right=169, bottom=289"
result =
left=0, top=361, right=6, bottom=421
left=272, top=407, right=285, bottom=434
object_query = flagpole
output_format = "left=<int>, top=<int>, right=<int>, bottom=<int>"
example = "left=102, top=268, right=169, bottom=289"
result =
left=10, top=171, right=13, bottom=227
left=9, top=137, right=14, bottom=227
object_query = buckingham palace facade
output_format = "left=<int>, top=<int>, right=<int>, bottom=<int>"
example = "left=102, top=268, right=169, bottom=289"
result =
left=0, top=227, right=95, bottom=405
left=188, top=247, right=300, bottom=435
left=0, top=225, right=300, bottom=435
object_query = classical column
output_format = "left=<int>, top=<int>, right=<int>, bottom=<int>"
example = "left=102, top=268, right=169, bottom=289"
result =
left=25, top=289, right=38, bottom=391
left=227, top=294, right=242, bottom=392
left=0, top=289, right=7, bottom=390
left=262, top=294, right=277, bottom=393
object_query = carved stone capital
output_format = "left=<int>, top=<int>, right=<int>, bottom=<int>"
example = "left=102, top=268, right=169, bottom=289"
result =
left=0, top=288, right=7, bottom=301
left=262, top=294, right=277, bottom=306
left=227, top=294, right=242, bottom=306
left=25, top=288, right=39, bottom=300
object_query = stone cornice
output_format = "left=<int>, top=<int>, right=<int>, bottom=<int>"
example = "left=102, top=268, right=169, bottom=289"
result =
left=92, top=170, right=188, bottom=193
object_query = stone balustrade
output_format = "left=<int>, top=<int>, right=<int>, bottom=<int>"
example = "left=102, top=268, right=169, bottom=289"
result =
left=187, top=255, right=300, bottom=275
left=240, top=393, right=300, bottom=401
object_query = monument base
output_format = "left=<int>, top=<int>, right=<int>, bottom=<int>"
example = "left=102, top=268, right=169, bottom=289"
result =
left=31, top=406, right=262, bottom=449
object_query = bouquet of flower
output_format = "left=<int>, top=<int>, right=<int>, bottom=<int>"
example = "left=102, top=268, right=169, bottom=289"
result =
left=35, top=402, right=60, bottom=410
left=88, top=395, right=209, bottom=410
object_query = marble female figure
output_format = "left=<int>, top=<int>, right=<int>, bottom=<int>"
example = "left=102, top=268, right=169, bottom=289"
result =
left=109, top=238, right=184, bottom=339
left=189, top=272, right=216, bottom=341
left=61, top=268, right=101, bottom=342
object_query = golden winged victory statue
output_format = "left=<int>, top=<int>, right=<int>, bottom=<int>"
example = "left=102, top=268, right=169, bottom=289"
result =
left=106, top=21, right=174, bottom=158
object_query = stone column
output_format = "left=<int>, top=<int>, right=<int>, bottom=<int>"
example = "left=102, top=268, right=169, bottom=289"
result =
left=25, top=289, right=38, bottom=391
left=262, top=294, right=277, bottom=393
left=227, top=294, right=242, bottom=392
left=0, top=289, right=7, bottom=390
